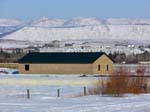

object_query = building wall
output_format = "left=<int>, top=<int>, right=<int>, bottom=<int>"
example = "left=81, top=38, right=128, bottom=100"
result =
left=19, top=54, right=114, bottom=75
left=19, top=63, right=93, bottom=74
left=92, top=55, right=114, bottom=74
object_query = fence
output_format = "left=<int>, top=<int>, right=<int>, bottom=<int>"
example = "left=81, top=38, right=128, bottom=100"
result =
left=0, top=74, right=150, bottom=99
left=16, top=84, right=150, bottom=100
left=18, top=87, right=88, bottom=99
left=6, top=75, right=150, bottom=100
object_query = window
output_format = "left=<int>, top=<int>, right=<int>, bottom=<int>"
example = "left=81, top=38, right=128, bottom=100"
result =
left=106, top=65, right=109, bottom=71
left=25, top=64, right=29, bottom=71
left=98, top=65, right=101, bottom=71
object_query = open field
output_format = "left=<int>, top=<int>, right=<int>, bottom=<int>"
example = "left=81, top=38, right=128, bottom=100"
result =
left=0, top=75, right=99, bottom=86
left=0, top=74, right=150, bottom=112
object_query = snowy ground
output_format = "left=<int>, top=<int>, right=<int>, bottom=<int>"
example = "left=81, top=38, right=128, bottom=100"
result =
left=0, top=74, right=150, bottom=112
left=1, top=91, right=150, bottom=112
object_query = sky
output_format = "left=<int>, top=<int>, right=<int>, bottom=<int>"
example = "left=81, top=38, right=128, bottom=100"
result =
left=0, top=0, right=150, bottom=20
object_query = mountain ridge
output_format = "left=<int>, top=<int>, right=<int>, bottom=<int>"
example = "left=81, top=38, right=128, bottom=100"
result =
left=1, top=17, right=150, bottom=42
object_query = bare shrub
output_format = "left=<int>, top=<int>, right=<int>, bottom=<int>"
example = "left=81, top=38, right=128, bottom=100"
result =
left=132, top=66, right=147, bottom=93
left=89, top=67, right=148, bottom=97
left=102, top=68, right=131, bottom=96
left=88, top=80, right=105, bottom=95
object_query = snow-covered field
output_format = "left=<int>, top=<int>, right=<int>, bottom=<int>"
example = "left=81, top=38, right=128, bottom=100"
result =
left=0, top=74, right=150, bottom=112
left=1, top=90, right=150, bottom=112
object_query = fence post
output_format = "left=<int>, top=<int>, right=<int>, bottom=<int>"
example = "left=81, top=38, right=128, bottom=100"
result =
left=27, top=89, right=30, bottom=99
left=84, top=87, right=86, bottom=96
left=57, top=89, right=60, bottom=97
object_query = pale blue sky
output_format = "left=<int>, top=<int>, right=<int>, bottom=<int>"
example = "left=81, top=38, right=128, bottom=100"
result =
left=0, top=0, right=150, bottom=20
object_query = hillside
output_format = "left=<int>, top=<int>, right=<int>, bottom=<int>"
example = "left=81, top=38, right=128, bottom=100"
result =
left=3, top=25, right=150, bottom=42
left=30, top=17, right=66, bottom=28
left=0, top=19, right=23, bottom=38
left=2, top=17, right=150, bottom=42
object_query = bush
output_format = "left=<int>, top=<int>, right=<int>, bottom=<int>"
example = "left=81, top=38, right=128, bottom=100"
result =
left=89, top=67, right=148, bottom=97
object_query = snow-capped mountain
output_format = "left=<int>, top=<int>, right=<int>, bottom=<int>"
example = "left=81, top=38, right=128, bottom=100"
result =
left=2, top=17, right=150, bottom=42
left=30, top=17, right=65, bottom=27
left=30, top=17, right=104, bottom=27
left=63, top=17, right=104, bottom=27
left=3, top=25, right=150, bottom=42
left=0, top=19, right=23, bottom=37
left=0, top=19, right=22, bottom=27
left=106, top=18, right=150, bottom=25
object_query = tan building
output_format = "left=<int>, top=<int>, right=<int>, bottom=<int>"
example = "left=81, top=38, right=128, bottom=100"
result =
left=18, top=52, right=114, bottom=75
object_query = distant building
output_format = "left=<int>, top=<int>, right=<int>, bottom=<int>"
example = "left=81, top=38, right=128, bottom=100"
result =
left=2, top=48, right=23, bottom=54
left=13, top=48, right=24, bottom=54
left=23, top=47, right=40, bottom=53
left=80, top=45, right=91, bottom=50
left=65, top=43, right=74, bottom=47
left=52, top=40, right=60, bottom=48
left=44, top=40, right=60, bottom=48
left=18, top=52, right=114, bottom=75
left=1, top=47, right=39, bottom=54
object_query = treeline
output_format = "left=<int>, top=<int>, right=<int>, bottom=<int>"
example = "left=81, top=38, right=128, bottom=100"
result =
left=0, top=51, right=150, bottom=63
left=109, top=51, right=150, bottom=64
left=0, top=52, right=25, bottom=63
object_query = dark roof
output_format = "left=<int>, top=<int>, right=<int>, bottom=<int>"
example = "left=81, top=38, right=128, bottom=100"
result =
left=18, top=52, right=111, bottom=64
